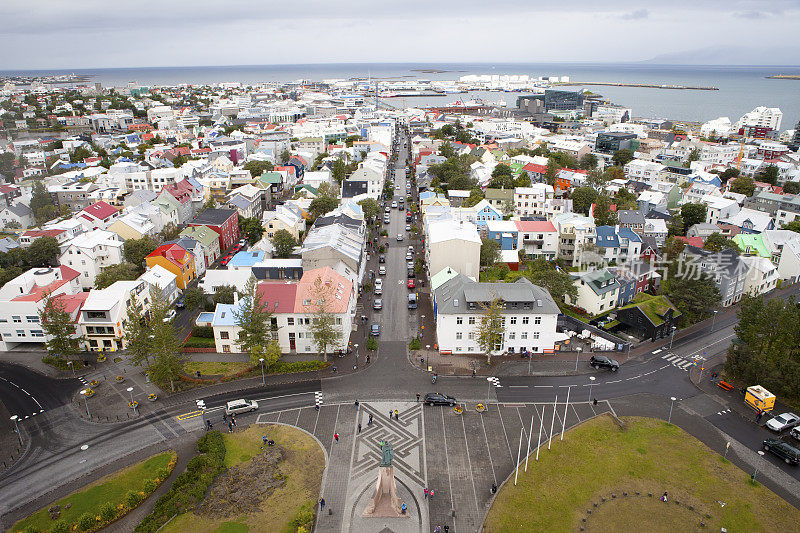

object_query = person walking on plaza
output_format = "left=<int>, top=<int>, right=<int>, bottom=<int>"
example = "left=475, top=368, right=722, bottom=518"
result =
left=319, top=497, right=325, bottom=510
left=389, top=410, right=393, bottom=420
left=206, top=420, right=213, bottom=431
left=424, top=488, right=429, bottom=500
left=416, top=392, right=421, bottom=402
left=429, top=488, right=434, bottom=500
left=358, top=423, right=362, bottom=433
left=231, top=414, right=237, bottom=427
left=334, top=432, right=339, bottom=442
left=355, top=400, right=359, bottom=411
left=394, top=409, right=399, bottom=421
left=369, top=413, right=373, bottom=426
left=228, top=421, right=233, bottom=433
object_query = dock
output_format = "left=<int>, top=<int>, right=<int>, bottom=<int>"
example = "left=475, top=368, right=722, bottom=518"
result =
left=552, top=81, right=718, bottom=91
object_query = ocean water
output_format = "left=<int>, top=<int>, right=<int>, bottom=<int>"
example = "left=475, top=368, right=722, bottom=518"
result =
left=2, top=62, right=799, bottom=128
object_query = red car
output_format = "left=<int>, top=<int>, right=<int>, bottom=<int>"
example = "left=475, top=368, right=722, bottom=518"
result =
left=407, top=279, right=415, bottom=289
left=220, top=255, right=233, bottom=266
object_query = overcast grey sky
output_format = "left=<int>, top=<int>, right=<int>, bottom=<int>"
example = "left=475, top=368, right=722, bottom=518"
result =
left=2, top=1, right=799, bottom=69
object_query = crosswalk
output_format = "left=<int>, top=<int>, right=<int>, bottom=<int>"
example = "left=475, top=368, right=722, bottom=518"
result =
left=661, top=352, right=695, bottom=371
left=314, top=391, right=324, bottom=407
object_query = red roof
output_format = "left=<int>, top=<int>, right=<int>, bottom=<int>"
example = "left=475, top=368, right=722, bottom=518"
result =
left=22, top=229, right=63, bottom=239
left=173, top=146, right=191, bottom=156
left=522, top=163, right=547, bottom=173
left=514, top=220, right=556, bottom=232
left=81, top=201, right=118, bottom=221
left=141, top=132, right=154, bottom=141
left=148, top=243, right=193, bottom=267
left=675, top=236, right=704, bottom=247
left=256, top=282, right=298, bottom=314
left=12, top=266, right=81, bottom=302
left=192, top=147, right=211, bottom=154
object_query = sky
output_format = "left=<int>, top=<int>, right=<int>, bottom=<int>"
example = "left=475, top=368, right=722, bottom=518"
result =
left=2, top=0, right=800, bottom=70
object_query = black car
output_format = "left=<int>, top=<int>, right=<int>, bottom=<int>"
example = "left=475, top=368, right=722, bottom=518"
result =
left=589, top=355, right=619, bottom=372
left=407, top=268, right=415, bottom=278
left=763, top=438, right=800, bottom=465
left=424, top=393, right=456, bottom=406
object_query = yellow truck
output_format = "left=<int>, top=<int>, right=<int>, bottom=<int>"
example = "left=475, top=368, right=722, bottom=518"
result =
left=745, top=385, right=776, bottom=413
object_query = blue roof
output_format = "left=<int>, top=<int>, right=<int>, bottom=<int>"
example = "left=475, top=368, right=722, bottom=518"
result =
left=617, top=227, right=642, bottom=243
left=211, top=303, right=242, bottom=327
left=229, top=250, right=266, bottom=267
left=595, top=226, right=620, bottom=249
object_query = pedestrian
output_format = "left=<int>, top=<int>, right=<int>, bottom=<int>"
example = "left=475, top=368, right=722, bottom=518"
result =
left=394, top=409, right=399, bottom=421
left=355, top=400, right=360, bottom=411
left=369, top=413, right=373, bottom=426
left=206, top=420, right=213, bottom=430
left=389, top=410, right=392, bottom=419
left=231, top=414, right=237, bottom=427
left=262, top=435, right=269, bottom=446
left=416, top=392, right=421, bottom=402
left=333, top=366, right=337, bottom=373
left=401, top=502, right=407, bottom=514
left=315, top=404, right=320, bottom=412
left=472, top=368, right=476, bottom=378
left=424, top=488, right=429, bottom=500
left=444, top=526, right=449, bottom=533
left=756, top=409, right=764, bottom=423
left=228, top=421, right=233, bottom=433
left=223, top=412, right=227, bottom=422
left=435, top=525, right=441, bottom=533
left=334, top=432, right=339, bottom=442
left=358, top=423, right=362, bottom=433
left=429, top=488, right=434, bottom=500
left=319, top=497, right=325, bottom=509
left=661, top=491, right=668, bottom=502
left=366, top=354, right=370, bottom=364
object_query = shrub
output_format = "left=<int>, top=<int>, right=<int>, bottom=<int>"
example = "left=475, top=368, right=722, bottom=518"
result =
left=77, top=513, right=96, bottom=531
left=125, top=490, right=141, bottom=507
left=100, top=502, right=117, bottom=522
left=409, top=338, right=421, bottom=350
left=366, top=338, right=378, bottom=351
left=142, top=479, right=157, bottom=493
left=50, top=521, right=70, bottom=533
left=23, top=526, right=39, bottom=533
left=192, top=326, right=214, bottom=338
left=156, top=467, right=171, bottom=480
left=182, top=336, right=216, bottom=348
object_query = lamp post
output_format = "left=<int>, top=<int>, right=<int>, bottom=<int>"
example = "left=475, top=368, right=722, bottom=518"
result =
left=669, top=326, right=677, bottom=350
left=668, top=396, right=677, bottom=425
left=711, top=309, right=718, bottom=332
left=575, top=346, right=582, bottom=372
left=126, top=386, right=136, bottom=414
left=67, top=360, right=76, bottom=377
left=588, top=376, right=596, bottom=402
left=259, top=357, right=265, bottom=386
left=196, top=399, right=206, bottom=427
left=752, top=450, right=765, bottom=483
left=353, top=344, right=359, bottom=365
left=80, top=389, right=91, bottom=418
left=487, top=377, right=501, bottom=403
left=10, top=415, right=22, bottom=446
left=80, top=444, right=90, bottom=475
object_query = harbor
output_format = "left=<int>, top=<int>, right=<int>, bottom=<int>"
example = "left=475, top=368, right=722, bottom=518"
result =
left=553, top=81, right=719, bottom=90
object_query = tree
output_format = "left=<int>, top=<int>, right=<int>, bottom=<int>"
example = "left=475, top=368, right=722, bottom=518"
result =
left=662, top=237, right=686, bottom=261
left=680, top=203, right=707, bottom=234
left=70, top=146, right=93, bottom=163
left=578, top=153, right=598, bottom=170
left=661, top=270, right=721, bottom=325
left=783, top=181, right=800, bottom=194
left=439, top=141, right=455, bottom=159
left=667, top=213, right=685, bottom=237
left=593, top=194, right=617, bottom=226
left=501, top=199, right=516, bottom=219
left=571, top=186, right=599, bottom=215
left=720, top=168, right=740, bottom=182
left=250, top=340, right=281, bottom=368
left=611, top=149, right=634, bottom=167
left=94, top=263, right=139, bottom=289
left=0, top=152, right=16, bottom=178
left=307, top=275, right=342, bottom=362
left=782, top=220, right=800, bottom=234
left=331, top=159, right=346, bottom=186
left=279, top=150, right=291, bottom=165
left=242, top=160, right=273, bottom=178
left=123, top=300, right=153, bottom=369
left=613, top=188, right=637, bottom=211
left=309, top=196, right=339, bottom=219
left=146, top=288, right=183, bottom=392
left=475, top=296, right=505, bottom=364
left=26, top=236, right=59, bottom=267
left=757, top=164, right=779, bottom=185
left=183, top=286, right=206, bottom=310
left=233, top=277, right=273, bottom=353
left=172, top=155, right=188, bottom=168
left=730, top=175, right=755, bottom=197
left=488, top=164, right=514, bottom=189
left=123, top=236, right=158, bottom=270
left=518, top=258, right=578, bottom=303
left=480, top=237, right=501, bottom=268
left=239, top=217, right=265, bottom=245
left=213, top=285, right=237, bottom=305
left=703, top=232, right=741, bottom=253
left=357, top=198, right=379, bottom=224
left=39, top=291, right=82, bottom=360
left=544, top=159, right=559, bottom=186
left=513, top=172, right=531, bottom=188
left=272, top=229, right=297, bottom=258
left=464, top=188, right=484, bottom=208
left=603, top=165, right=625, bottom=182
left=316, top=181, right=339, bottom=199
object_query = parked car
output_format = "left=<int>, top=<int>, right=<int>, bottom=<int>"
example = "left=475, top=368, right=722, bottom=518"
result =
left=371, top=324, right=380, bottom=336
left=373, top=298, right=382, bottom=310
left=383, top=216, right=390, bottom=224
left=407, top=279, right=416, bottom=289
left=406, top=224, right=411, bottom=231
left=220, top=254, right=233, bottom=266
left=225, top=399, right=258, bottom=415
left=791, top=426, right=800, bottom=441
left=163, top=309, right=176, bottom=323
left=238, top=239, right=247, bottom=247
left=407, top=268, right=415, bottom=278
left=408, top=293, right=417, bottom=309
left=397, top=234, right=404, bottom=241
left=374, top=278, right=383, bottom=295
left=379, top=254, right=386, bottom=263
left=379, top=266, right=386, bottom=275
left=391, top=201, right=398, bottom=208
left=175, top=298, right=185, bottom=309
left=589, top=355, right=619, bottom=372
left=406, top=252, right=413, bottom=261
left=762, top=438, right=800, bottom=465
left=766, top=412, right=800, bottom=432
left=424, top=392, right=456, bottom=406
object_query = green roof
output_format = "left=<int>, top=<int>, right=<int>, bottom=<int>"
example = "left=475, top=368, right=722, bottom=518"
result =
left=259, top=172, right=283, bottom=185
left=733, top=233, right=770, bottom=258
left=618, top=293, right=681, bottom=326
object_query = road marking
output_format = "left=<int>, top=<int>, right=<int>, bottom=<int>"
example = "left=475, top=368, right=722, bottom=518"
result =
left=509, top=385, right=528, bottom=388
left=533, top=385, right=554, bottom=388
left=176, top=410, right=203, bottom=420
left=652, top=349, right=662, bottom=354
left=606, top=379, right=622, bottom=384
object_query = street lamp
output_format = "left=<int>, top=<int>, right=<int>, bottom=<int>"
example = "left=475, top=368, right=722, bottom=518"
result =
left=487, top=377, right=501, bottom=403
left=80, top=444, right=90, bottom=475
left=67, top=360, right=75, bottom=377
left=669, top=326, right=677, bottom=350
left=668, top=396, right=677, bottom=425
left=588, top=376, right=596, bottom=402
left=752, top=450, right=765, bottom=483
left=575, top=346, right=582, bottom=372
left=353, top=344, right=359, bottom=364
left=126, top=386, right=136, bottom=414
left=10, top=415, right=22, bottom=446
left=259, top=357, right=265, bottom=386
left=80, top=389, right=91, bottom=418
left=196, top=399, right=206, bottom=427
left=711, top=310, right=718, bottom=332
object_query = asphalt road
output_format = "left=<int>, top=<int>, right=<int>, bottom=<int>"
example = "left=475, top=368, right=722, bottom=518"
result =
left=0, top=362, right=80, bottom=419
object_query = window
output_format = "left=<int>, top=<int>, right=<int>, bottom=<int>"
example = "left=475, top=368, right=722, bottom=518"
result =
left=87, top=311, right=105, bottom=319
left=522, top=316, right=529, bottom=325
left=16, top=330, right=25, bottom=336
left=510, top=316, right=517, bottom=325
left=456, top=317, right=463, bottom=325
left=455, top=347, right=462, bottom=352
left=533, top=332, right=540, bottom=339
left=222, top=345, right=231, bottom=353
left=534, top=316, right=541, bottom=325
left=220, top=331, right=229, bottom=340
left=12, top=315, right=21, bottom=323
left=456, top=332, right=462, bottom=340
left=508, top=332, right=515, bottom=340
left=335, top=318, right=342, bottom=325
left=31, top=330, right=44, bottom=337
left=521, top=332, right=528, bottom=340
left=287, top=317, right=294, bottom=326
left=468, top=317, right=475, bottom=325
left=26, top=316, right=39, bottom=323
left=468, top=332, right=475, bottom=340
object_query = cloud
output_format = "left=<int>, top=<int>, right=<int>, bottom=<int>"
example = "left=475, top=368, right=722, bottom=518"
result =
left=732, top=10, right=772, bottom=19
left=622, top=9, right=649, bottom=20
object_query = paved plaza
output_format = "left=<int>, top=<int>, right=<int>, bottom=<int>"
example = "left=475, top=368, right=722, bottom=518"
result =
left=256, top=399, right=615, bottom=532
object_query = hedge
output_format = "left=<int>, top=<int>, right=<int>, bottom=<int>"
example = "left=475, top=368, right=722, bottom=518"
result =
left=134, top=432, right=226, bottom=533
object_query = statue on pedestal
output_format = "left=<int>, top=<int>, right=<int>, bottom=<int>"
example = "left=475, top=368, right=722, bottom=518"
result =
left=362, top=442, right=407, bottom=518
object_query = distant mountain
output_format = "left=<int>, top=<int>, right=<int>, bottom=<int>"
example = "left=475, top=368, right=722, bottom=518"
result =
left=645, top=45, right=800, bottom=66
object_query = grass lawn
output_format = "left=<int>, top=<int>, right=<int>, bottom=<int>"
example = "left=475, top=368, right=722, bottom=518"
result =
left=484, top=415, right=800, bottom=533
left=184, top=361, right=252, bottom=377
left=12, top=451, right=175, bottom=532
left=162, top=425, right=324, bottom=533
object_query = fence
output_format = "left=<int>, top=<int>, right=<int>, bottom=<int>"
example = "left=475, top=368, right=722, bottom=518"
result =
left=558, top=315, right=630, bottom=352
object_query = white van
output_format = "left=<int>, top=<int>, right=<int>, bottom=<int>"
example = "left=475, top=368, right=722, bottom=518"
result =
left=225, top=399, right=259, bottom=415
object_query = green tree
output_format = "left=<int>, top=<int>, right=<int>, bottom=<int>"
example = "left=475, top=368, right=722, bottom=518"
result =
left=703, top=232, right=741, bottom=253
left=730, top=175, right=755, bottom=197
left=783, top=181, right=800, bottom=194
left=123, top=300, right=153, bottom=369
left=331, top=159, right=346, bottom=185
left=146, top=288, right=183, bottom=391
left=464, top=188, right=485, bottom=208
left=517, top=258, right=578, bottom=302
left=316, top=181, right=339, bottom=199
left=720, top=168, right=740, bottom=182
left=667, top=213, right=685, bottom=237
left=578, top=153, right=598, bottom=170
left=603, top=165, right=625, bottom=181
left=0, top=152, right=16, bottom=178
left=123, top=236, right=158, bottom=270
left=212, top=285, right=237, bottom=305
left=571, top=186, right=599, bottom=215
left=183, top=286, right=206, bottom=310
left=357, top=198, right=379, bottom=224
left=544, top=159, right=559, bottom=186
left=238, top=216, right=264, bottom=245
left=513, top=172, right=532, bottom=188
left=593, top=194, right=617, bottom=226
left=272, top=229, right=297, bottom=258
left=70, top=146, right=93, bottom=163
left=475, top=296, right=505, bottom=364
left=439, top=141, right=455, bottom=159
left=488, top=164, right=514, bottom=189
left=233, top=277, right=273, bottom=353
left=680, top=203, right=707, bottom=234
left=94, top=263, right=139, bottom=289
left=242, top=160, right=273, bottom=178
left=39, top=291, right=82, bottom=360
left=307, top=275, right=342, bottom=362
left=757, top=164, right=779, bottom=185
left=26, top=236, right=59, bottom=266
left=309, top=196, right=339, bottom=219
left=480, top=237, right=501, bottom=267
left=661, top=270, right=721, bottom=325
left=613, top=188, right=637, bottom=211
left=782, top=220, right=800, bottom=234
left=279, top=150, right=291, bottom=165
left=611, top=149, right=634, bottom=167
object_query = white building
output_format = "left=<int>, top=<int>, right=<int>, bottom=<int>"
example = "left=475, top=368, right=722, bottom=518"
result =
left=425, top=219, right=481, bottom=280
left=139, top=265, right=180, bottom=304
left=736, top=106, right=783, bottom=132
left=78, top=279, right=151, bottom=352
left=624, top=160, right=665, bottom=186
left=700, top=117, right=733, bottom=139
left=59, top=230, right=125, bottom=289
left=514, top=184, right=554, bottom=218
left=741, top=256, right=778, bottom=296
left=433, top=275, right=559, bottom=355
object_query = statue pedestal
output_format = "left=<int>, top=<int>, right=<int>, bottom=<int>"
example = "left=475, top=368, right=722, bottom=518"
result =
left=362, top=466, right=407, bottom=518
